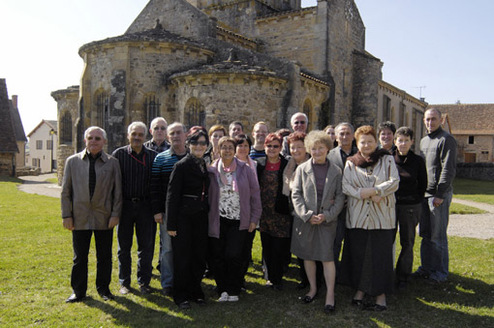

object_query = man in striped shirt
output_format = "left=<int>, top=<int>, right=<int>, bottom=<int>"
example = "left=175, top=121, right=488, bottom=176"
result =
left=151, top=122, right=188, bottom=296
left=112, top=122, right=158, bottom=295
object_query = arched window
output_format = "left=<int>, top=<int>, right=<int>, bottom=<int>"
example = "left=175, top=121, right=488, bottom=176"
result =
left=144, top=94, right=161, bottom=127
left=383, top=95, right=391, bottom=121
left=60, top=111, right=72, bottom=144
left=303, top=99, right=313, bottom=130
left=94, top=89, right=109, bottom=130
left=184, top=98, right=205, bottom=128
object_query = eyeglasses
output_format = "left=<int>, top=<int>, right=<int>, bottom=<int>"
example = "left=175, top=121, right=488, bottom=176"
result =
left=87, top=136, right=102, bottom=141
left=189, top=140, right=208, bottom=146
left=220, top=146, right=235, bottom=151
left=294, top=121, right=306, bottom=125
left=266, top=145, right=280, bottom=149
left=154, top=126, right=167, bottom=131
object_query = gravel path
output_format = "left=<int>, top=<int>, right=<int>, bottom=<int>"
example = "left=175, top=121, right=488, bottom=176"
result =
left=16, top=174, right=493, bottom=240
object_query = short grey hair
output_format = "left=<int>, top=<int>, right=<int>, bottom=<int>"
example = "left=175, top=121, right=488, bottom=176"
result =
left=290, top=112, right=308, bottom=125
left=150, top=117, right=168, bottom=129
left=167, top=122, right=186, bottom=134
left=127, top=121, right=148, bottom=136
left=335, top=122, right=354, bottom=133
left=305, top=130, right=333, bottom=153
left=84, top=126, right=107, bottom=140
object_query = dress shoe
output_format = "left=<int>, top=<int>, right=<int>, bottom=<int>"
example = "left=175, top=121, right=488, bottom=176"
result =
left=99, top=292, right=115, bottom=301
left=162, top=287, right=173, bottom=296
left=178, top=301, right=191, bottom=310
left=65, top=293, right=85, bottom=303
left=351, top=299, right=363, bottom=307
left=300, top=294, right=316, bottom=304
left=140, top=284, right=152, bottom=294
left=364, top=303, right=387, bottom=312
left=119, top=285, right=130, bottom=295
left=411, top=270, right=429, bottom=280
left=324, top=304, right=336, bottom=315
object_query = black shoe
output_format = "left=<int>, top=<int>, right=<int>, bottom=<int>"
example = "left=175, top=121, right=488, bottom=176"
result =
left=65, top=293, right=85, bottom=303
left=140, top=284, right=152, bottom=294
left=300, top=294, right=316, bottom=304
left=351, top=299, right=363, bottom=307
left=324, top=304, right=336, bottom=315
left=178, top=301, right=191, bottom=310
left=411, top=270, right=429, bottom=280
left=162, top=287, right=173, bottom=296
left=364, top=303, right=387, bottom=312
left=195, top=298, right=206, bottom=306
left=99, top=292, right=114, bottom=301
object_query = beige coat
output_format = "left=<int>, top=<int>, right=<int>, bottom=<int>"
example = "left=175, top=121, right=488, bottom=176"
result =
left=342, top=155, right=399, bottom=230
left=61, top=150, right=122, bottom=230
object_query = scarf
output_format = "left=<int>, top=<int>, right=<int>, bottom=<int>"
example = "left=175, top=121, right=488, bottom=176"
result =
left=347, top=148, right=389, bottom=168
left=218, top=158, right=238, bottom=192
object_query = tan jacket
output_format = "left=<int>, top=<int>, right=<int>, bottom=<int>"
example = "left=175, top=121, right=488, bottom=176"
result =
left=61, top=150, right=122, bottom=230
left=342, top=155, right=399, bottom=230
left=292, top=160, right=345, bottom=223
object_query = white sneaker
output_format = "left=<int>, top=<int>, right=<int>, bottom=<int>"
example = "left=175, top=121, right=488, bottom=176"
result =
left=228, top=295, right=239, bottom=302
left=218, top=291, right=229, bottom=302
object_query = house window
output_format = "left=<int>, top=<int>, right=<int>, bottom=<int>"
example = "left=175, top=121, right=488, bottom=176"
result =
left=36, top=140, right=43, bottom=150
left=184, top=98, right=205, bottom=128
left=32, top=158, right=40, bottom=167
left=468, top=136, right=474, bottom=144
left=47, top=140, right=53, bottom=150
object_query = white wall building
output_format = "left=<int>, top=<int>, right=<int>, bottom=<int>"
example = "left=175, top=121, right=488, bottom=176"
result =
left=27, top=120, right=58, bottom=173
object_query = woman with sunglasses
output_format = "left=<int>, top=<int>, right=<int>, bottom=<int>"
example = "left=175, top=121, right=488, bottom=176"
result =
left=165, top=127, right=210, bottom=309
left=255, top=133, right=291, bottom=290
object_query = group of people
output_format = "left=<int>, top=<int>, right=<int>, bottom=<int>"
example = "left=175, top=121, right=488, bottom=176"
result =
left=61, top=108, right=456, bottom=314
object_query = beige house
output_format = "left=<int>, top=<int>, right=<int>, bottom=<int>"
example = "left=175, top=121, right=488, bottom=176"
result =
left=27, top=120, right=58, bottom=173
left=428, top=104, right=494, bottom=163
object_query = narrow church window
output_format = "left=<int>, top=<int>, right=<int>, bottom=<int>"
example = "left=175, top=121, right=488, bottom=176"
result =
left=303, top=99, right=313, bottom=130
left=144, top=94, right=161, bottom=127
left=383, top=96, right=391, bottom=121
left=468, top=136, right=474, bottom=144
left=60, top=111, right=72, bottom=144
left=184, top=98, right=205, bottom=128
left=95, top=90, right=109, bottom=130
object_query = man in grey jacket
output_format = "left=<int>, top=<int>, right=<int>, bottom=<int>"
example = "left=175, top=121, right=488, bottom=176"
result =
left=415, top=108, right=457, bottom=283
left=61, top=126, right=122, bottom=302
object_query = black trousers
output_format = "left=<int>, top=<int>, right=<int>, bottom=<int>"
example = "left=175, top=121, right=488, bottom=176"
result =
left=210, top=217, right=248, bottom=296
left=396, top=203, right=422, bottom=282
left=171, top=209, right=209, bottom=304
left=260, top=232, right=291, bottom=286
left=71, top=229, right=113, bottom=297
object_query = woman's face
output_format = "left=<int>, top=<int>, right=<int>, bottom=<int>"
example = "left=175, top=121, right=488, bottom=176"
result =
left=265, top=139, right=281, bottom=160
left=325, top=128, right=336, bottom=142
left=189, top=136, right=208, bottom=158
left=357, top=134, right=378, bottom=157
left=220, top=141, right=235, bottom=163
left=235, top=139, right=250, bottom=160
left=310, top=141, right=329, bottom=164
left=211, top=130, right=224, bottom=148
left=289, top=140, right=306, bottom=164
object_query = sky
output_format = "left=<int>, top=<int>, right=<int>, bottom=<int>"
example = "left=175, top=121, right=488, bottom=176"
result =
left=1, top=0, right=493, bottom=134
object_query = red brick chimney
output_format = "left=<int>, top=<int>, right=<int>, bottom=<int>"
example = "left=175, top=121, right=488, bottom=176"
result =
left=11, top=95, right=18, bottom=108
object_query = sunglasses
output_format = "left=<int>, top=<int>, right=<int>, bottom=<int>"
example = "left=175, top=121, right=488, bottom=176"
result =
left=87, top=136, right=102, bottom=141
left=294, top=121, right=306, bottom=125
left=154, top=126, right=167, bottom=131
left=189, top=140, right=208, bottom=146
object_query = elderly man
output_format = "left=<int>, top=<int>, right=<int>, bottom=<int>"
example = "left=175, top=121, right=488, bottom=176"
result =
left=249, top=121, right=268, bottom=160
left=229, top=121, right=244, bottom=138
left=282, top=112, right=308, bottom=156
left=328, top=122, right=358, bottom=274
left=144, top=117, right=169, bottom=153
left=414, top=108, right=457, bottom=283
left=61, top=126, right=122, bottom=303
left=151, top=122, right=188, bottom=296
left=112, top=122, right=158, bottom=295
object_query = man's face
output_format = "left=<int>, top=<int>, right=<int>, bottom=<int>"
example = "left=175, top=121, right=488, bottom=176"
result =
left=336, top=126, right=354, bottom=148
left=229, top=124, right=243, bottom=138
left=85, top=129, right=106, bottom=155
left=291, top=114, right=307, bottom=132
left=395, top=134, right=413, bottom=156
left=379, top=128, right=394, bottom=150
left=150, top=120, right=167, bottom=143
left=168, top=125, right=186, bottom=149
left=252, top=124, right=268, bottom=144
left=424, top=110, right=441, bottom=133
left=128, top=125, right=146, bottom=150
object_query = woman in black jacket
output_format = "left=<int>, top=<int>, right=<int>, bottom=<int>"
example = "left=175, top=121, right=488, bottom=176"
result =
left=166, top=127, right=210, bottom=309
left=256, top=133, right=291, bottom=290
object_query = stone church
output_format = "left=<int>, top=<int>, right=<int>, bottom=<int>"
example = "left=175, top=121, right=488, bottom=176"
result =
left=52, top=0, right=424, bottom=178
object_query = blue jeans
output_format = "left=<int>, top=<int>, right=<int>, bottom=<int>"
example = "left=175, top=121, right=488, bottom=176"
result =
left=418, top=191, right=452, bottom=282
left=159, top=216, right=174, bottom=289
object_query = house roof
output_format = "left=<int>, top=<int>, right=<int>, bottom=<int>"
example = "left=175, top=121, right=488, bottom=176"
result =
left=0, top=79, right=18, bottom=153
left=9, top=99, right=27, bottom=142
left=428, top=104, right=494, bottom=134
left=27, top=120, right=58, bottom=138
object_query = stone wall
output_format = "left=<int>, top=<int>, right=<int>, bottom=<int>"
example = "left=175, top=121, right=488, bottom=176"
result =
left=57, top=144, right=75, bottom=185
left=0, top=153, right=14, bottom=176
left=456, top=163, right=494, bottom=181
left=455, top=134, right=493, bottom=163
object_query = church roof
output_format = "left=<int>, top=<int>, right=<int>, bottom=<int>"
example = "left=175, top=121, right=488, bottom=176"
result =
left=0, top=79, right=18, bottom=153
left=79, top=25, right=209, bottom=54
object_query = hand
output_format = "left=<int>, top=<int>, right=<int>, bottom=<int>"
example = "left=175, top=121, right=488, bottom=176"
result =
left=168, top=230, right=177, bottom=237
left=309, top=215, right=323, bottom=225
left=360, top=188, right=376, bottom=199
left=248, top=222, right=257, bottom=233
left=371, top=195, right=383, bottom=203
left=108, top=216, right=119, bottom=229
left=154, top=213, right=163, bottom=224
left=433, top=197, right=444, bottom=208
left=63, top=217, right=74, bottom=231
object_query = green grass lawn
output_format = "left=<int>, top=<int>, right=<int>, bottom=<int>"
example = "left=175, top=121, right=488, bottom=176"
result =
left=453, top=178, right=494, bottom=205
left=1, top=177, right=493, bottom=327
left=450, top=202, right=487, bottom=215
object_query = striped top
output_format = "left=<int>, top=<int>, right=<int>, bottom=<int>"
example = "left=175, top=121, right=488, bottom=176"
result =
left=150, top=148, right=187, bottom=214
left=112, top=145, right=157, bottom=201
left=249, top=147, right=266, bottom=160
